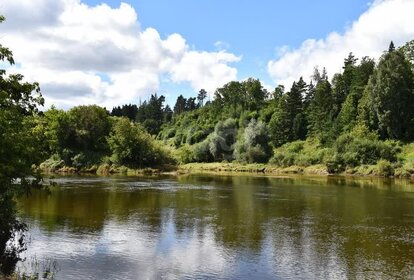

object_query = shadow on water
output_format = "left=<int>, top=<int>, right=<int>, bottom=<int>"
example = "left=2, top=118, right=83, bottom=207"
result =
left=16, top=174, right=414, bottom=279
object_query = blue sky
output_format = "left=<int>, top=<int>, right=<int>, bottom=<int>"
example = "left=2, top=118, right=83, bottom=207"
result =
left=87, top=0, right=370, bottom=89
left=2, top=0, right=413, bottom=108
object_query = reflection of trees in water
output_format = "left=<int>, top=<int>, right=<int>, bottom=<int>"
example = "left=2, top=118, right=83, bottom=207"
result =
left=17, top=175, right=414, bottom=278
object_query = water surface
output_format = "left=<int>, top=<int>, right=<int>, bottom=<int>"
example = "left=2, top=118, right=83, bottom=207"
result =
left=17, top=174, right=414, bottom=279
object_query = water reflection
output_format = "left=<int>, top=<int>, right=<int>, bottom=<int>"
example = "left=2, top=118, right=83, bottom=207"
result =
left=17, top=174, right=414, bottom=279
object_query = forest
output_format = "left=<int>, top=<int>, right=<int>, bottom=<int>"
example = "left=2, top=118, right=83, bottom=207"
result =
left=34, top=40, right=414, bottom=178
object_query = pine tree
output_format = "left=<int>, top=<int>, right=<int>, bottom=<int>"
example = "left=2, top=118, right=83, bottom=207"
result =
left=359, top=47, right=414, bottom=140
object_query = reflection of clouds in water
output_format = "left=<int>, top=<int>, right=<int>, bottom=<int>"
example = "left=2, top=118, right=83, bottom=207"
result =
left=262, top=218, right=348, bottom=280
left=18, top=175, right=414, bottom=279
left=20, top=211, right=231, bottom=279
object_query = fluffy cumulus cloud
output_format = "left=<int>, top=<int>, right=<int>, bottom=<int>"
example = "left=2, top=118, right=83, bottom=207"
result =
left=267, top=0, right=414, bottom=87
left=1, top=0, right=240, bottom=108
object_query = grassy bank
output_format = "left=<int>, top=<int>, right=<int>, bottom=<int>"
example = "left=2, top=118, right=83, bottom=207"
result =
left=38, top=160, right=414, bottom=180
left=39, top=163, right=177, bottom=176
left=178, top=162, right=414, bottom=179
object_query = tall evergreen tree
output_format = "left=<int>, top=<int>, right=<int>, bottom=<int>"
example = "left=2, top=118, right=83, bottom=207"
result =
left=197, top=89, right=207, bottom=107
left=286, top=77, right=307, bottom=140
left=307, top=77, right=334, bottom=141
left=359, top=46, right=414, bottom=140
left=338, top=56, right=375, bottom=131
left=331, top=53, right=358, bottom=118
left=174, top=95, right=187, bottom=114
left=268, top=78, right=308, bottom=146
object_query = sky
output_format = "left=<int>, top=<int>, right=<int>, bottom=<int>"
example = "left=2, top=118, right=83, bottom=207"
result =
left=1, top=0, right=414, bottom=109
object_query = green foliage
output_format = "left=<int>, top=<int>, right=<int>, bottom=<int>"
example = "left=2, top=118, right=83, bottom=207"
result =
left=359, top=48, right=414, bottom=140
left=270, top=139, right=330, bottom=167
left=39, top=154, right=65, bottom=171
left=326, top=125, right=401, bottom=173
left=0, top=22, right=44, bottom=275
left=336, top=56, right=375, bottom=132
left=234, top=119, right=272, bottom=163
left=307, top=79, right=334, bottom=141
left=208, top=118, right=238, bottom=161
left=135, top=94, right=166, bottom=135
left=376, top=159, right=394, bottom=177
left=38, top=105, right=111, bottom=167
left=67, top=105, right=111, bottom=152
left=268, top=79, right=308, bottom=147
left=192, top=140, right=213, bottom=163
left=107, top=117, right=174, bottom=167
left=175, top=145, right=195, bottom=164
left=268, top=95, right=290, bottom=147
left=214, top=79, right=267, bottom=112
left=197, top=89, right=208, bottom=107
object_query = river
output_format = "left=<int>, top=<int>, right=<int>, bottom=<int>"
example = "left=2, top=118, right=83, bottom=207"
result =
left=16, top=174, right=414, bottom=279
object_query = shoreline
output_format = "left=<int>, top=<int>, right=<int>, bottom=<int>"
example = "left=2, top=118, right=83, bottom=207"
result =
left=39, top=162, right=414, bottom=180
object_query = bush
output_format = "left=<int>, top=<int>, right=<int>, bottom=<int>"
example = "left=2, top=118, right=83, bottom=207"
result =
left=187, top=129, right=209, bottom=145
left=166, top=128, right=176, bottom=139
left=40, top=154, right=65, bottom=170
left=325, top=154, right=346, bottom=174
left=333, top=134, right=401, bottom=167
left=71, top=153, right=87, bottom=169
left=176, top=145, right=194, bottom=164
left=269, top=140, right=328, bottom=167
left=269, top=152, right=296, bottom=167
left=376, top=159, right=394, bottom=177
left=192, top=140, right=213, bottom=162
left=234, top=119, right=272, bottom=163
left=108, top=117, right=174, bottom=167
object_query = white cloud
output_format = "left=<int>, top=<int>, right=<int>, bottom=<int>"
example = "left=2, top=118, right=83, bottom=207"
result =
left=267, top=0, right=414, bottom=87
left=1, top=0, right=240, bottom=108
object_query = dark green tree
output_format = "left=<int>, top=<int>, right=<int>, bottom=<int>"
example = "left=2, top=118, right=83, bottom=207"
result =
left=186, top=97, right=198, bottom=111
left=286, top=77, right=307, bottom=140
left=307, top=77, right=334, bottom=142
left=234, top=119, right=272, bottom=163
left=243, top=78, right=266, bottom=111
left=136, top=94, right=166, bottom=134
left=269, top=95, right=290, bottom=147
left=331, top=53, right=358, bottom=118
left=338, top=56, right=375, bottom=131
left=108, top=118, right=172, bottom=167
left=197, top=89, right=207, bottom=107
left=173, top=95, right=187, bottom=114
left=163, top=105, right=173, bottom=122
left=0, top=15, right=44, bottom=275
left=399, top=39, right=414, bottom=71
left=214, top=81, right=244, bottom=111
left=67, top=105, right=111, bottom=153
left=359, top=45, right=414, bottom=140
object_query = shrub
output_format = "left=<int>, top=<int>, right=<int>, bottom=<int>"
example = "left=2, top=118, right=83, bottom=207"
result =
left=333, top=134, right=401, bottom=167
left=234, top=119, right=272, bottom=163
left=40, top=154, right=65, bottom=171
left=192, top=140, right=213, bottom=162
left=376, top=159, right=394, bottom=177
left=71, top=153, right=87, bottom=169
left=108, top=117, right=174, bottom=167
left=176, top=145, right=194, bottom=164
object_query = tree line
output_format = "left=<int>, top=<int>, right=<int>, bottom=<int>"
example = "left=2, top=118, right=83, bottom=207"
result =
left=158, top=41, right=414, bottom=174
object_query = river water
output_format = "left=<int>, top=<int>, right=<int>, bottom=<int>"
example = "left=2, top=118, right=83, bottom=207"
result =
left=16, top=174, right=414, bottom=279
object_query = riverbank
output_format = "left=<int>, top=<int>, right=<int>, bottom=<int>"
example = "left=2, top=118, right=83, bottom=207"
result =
left=39, top=163, right=177, bottom=176
left=179, top=162, right=414, bottom=179
left=39, top=161, right=414, bottom=180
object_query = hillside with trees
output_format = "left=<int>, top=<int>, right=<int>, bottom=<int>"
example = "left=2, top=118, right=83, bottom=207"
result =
left=35, top=40, right=414, bottom=178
